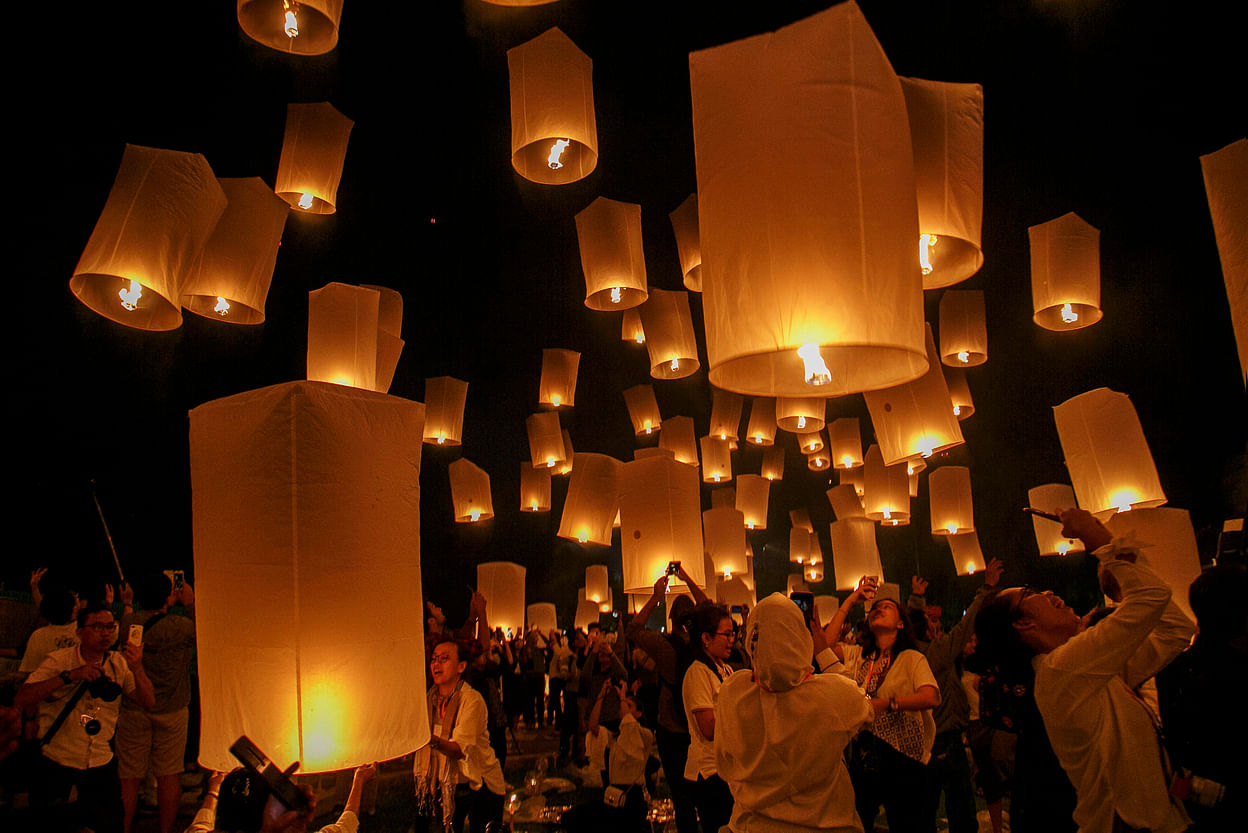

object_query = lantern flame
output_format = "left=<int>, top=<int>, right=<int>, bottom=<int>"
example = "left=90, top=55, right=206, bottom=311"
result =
left=797, top=343, right=831, bottom=386
left=297, top=192, right=314, bottom=210
left=283, top=1, right=298, bottom=38
left=551, top=394, right=562, bottom=407
left=119, top=279, right=143, bottom=311
left=766, top=474, right=775, bottom=481
left=966, top=561, right=976, bottom=574
left=669, top=358, right=680, bottom=372
left=1109, top=489, right=1138, bottom=514
left=1056, top=541, right=1070, bottom=556
left=952, top=404, right=962, bottom=416
left=746, top=521, right=755, bottom=530
left=812, top=458, right=824, bottom=468
left=469, top=509, right=481, bottom=522
left=1061, top=303, right=1078, bottom=324
left=547, top=138, right=571, bottom=170
left=530, top=499, right=539, bottom=511
left=957, top=351, right=970, bottom=364
left=754, top=433, right=765, bottom=444
left=214, top=296, right=230, bottom=316
left=919, top=233, right=938, bottom=276
left=842, top=456, right=854, bottom=468
left=713, top=474, right=722, bottom=482
left=946, top=523, right=958, bottom=534
left=436, top=432, right=446, bottom=445
left=546, top=456, right=557, bottom=468
left=609, top=286, right=622, bottom=304
left=917, top=440, right=935, bottom=458
left=796, top=415, right=807, bottom=430
left=720, top=432, right=727, bottom=440
left=578, top=530, right=588, bottom=543
left=634, top=332, right=645, bottom=344
left=882, top=508, right=892, bottom=520
left=643, top=420, right=653, bottom=434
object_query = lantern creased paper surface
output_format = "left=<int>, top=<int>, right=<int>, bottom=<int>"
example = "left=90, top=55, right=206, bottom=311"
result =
left=478, top=562, right=525, bottom=636
left=556, top=429, right=575, bottom=476
left=1030, top=212, right=1102, bottom=331
left=736, top=474, right=770, bottom=530
left=557, top=453, right=622, bottom=546
left=449, top=459, right=493, bottom=522
left=526, top=411, right=566, bottom=469
left=1106, top=508, right=1202, bottom=621
left=807, top=448, right=831, bottom=471
left=776, top=398, right=826, bottom=433
left=275, top=102, right=353, bottom=214
left=700, top=436, right=732, bottom=483
left=841, top=465, right=865, bottom=497
left=704, top=508, right=747, bottom=577
left=574, top=595, right=600, bottom=630
left=864, top=445, right=910, bottom=525
left=899, top=77, right=984, bottom=289
left=786, top=574, right=809, bottom=595
left=761, top=446, right=785, bottom=481
left=423, top=377, right=468, bottom=446
left=622, top=309, right=646, bottom=344
left=745, top=398, right=777, bottom=446
left=520, top=464, right=551, bottom=513
left=689, top=2, right=925, bottom=397
left=789, top=528, right=813, bottom=564
left=576, top=197, right=647, bottom=309
left=659, top=416, right=699, bottom=466
left=623, top=385, right=662, bottom=437
left=949, top=532, right=986, bottom=576
left=508, top=28, right=598, bottom=185
left=670, top=193, right=703, bottom=291
left=306, top=283, right=380, bottom=392
left=798, top=430, right=825, bottom=455
left=361, top=285, right=404, bottom=394
left=182, top=177, right=287, bottom=325
left=1053, top=387, right=1166, bottom=520
left=190, top=380, right=426, bottom=773
left=830, top=519, right=883, bottom=591
left=710, top=389, right=744, bottom=441
left=641, top=290, right=700, bottom=379
left=945, top=367, right=975, bottom=420
left=1028, top=483, right=1083, bottom=556
left=528, top=603, right=558, bottom=634
left=539, top=348, right=580, bottom=408
left=718, top=576, right=755, bottom=608
left=71, top=144, right=227, bottom=332
left=939, top=290, right=987, bottom=367
left=829, top=418, right=863, bottom=469
left=237, top=0, right=343, bottom=56
left=1200, top=138, right=1248, bottom=384
left=619, top=454, right=705, bottom=594
left=826, top=484, right=865, bottom=521
left=929, top=466, right=974, bottom=535
left=790, top=507, right=813, bottom=533
left=585, top=564, right=609, bottom=603
left=864, top=324, right=963, bottom=465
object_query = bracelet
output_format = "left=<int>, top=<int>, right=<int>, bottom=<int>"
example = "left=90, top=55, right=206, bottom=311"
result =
left=888, top=696, right=899, bottom=713
left=207, top=792, right=219, bottom=800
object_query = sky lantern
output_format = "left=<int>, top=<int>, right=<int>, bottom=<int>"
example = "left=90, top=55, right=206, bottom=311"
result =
left=790, top=507, right=813, bottom=533
left=789, top=528, right=813, bottom=565
left=807, top=448, right=832, bottom=471
left=557, top=453, right=621, bottom=546
left=948, top=532, right=986, bottom=576
left=640, top=289, right=700, bottom=379
left=787, top=574, right=809, bottom=595
left=182, top=177, right=287, bottom=325
left=526, top=411, right=566, bottom=470
left=944, top=367, right=975, bottom=420
left=670, top=193, right=703, bottom=291
left=899, top=77, right=985, bottom=289
left=745, top=398, right=777, bottom=446
left=826, top=484, right=865, bottom=521
left=619, top=454, right=705, bottom=594
left=735, top=474, right=770, bottom=530
left=863, top=445, right=910, bottom=526
left=576, top=197, right=647, bottom=310
left=555, top=430, right=575, bottom=476
left=622, top=309, right=646, bottom=345
left=70, top=144, right=226, bottom=332
left=598, top=587, right=614, bottom=614
left=909, top=470, right=919, bottom=499
left=718, top=577, right=755, bottom=609
left=423, top=376, right=468, bottom=446
left=190, top=380, right=427, bottom=773
left=449, top=459, right=493, bottom=523
left=659, top=416, right=699, bottom=466
left=760, top=446, right=785, bottom=481
left=306, top=283, right=381, bottom=392
left=805, top=563, right=825, bottom=583
left=574, top=595, right=600, bottom=630
left=1030, top=212, right=1102, bottom=331
left=939, top=290, right=988, bottom=367
left=813, top=596, right=839, bottom=627
left=830, top=519, right=884, bottom=591
left=275, top=102, right=353, bottom=215
left=585, top=564, right=609, bottom=604
left=623, top=384, right=662, bottom=437
left=478, top=562, right=525, bottom=636
left=539, top=348, right=580, bottom=408
left=527, top=603, right=558, bottom=634
left=1054, top=388, right=1167, bottom=519
left=798, top=429, right=825, bottom=455
left=1200, top=138, right=1248, bottom=383
left=700, top=436, right=732, bottom=483
left=508, top=28, right=597, bottom=185
left=775, top=398, right=825, bottom=434
left=704, top=508, right=748, bottom=578
left=1106, top=508, right=1202, bottom=621
left=829, top=418, right=863, bottom=470
left=360, top=285, right=404, bottom=395
left=1028, top=483, right=1083, bottom=556
left=929, top=465, right=974, bottom=535
left=520, top=464, right=551, bottom=513
left=688, top=2, right=925, bottom=398
left=709, top=389, right=744, bottom=442
left=237, top=0, right=343, bottom=56
left=840, top=465, right=865, bottom=497
left=864, top=324, right=964, bottom=465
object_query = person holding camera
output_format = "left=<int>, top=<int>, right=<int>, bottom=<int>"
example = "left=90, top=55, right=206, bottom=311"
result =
left=15, top=600, right=155, bottom=833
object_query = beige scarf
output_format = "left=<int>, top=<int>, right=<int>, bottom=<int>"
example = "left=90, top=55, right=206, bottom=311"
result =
left=414, top=680, right=464, bottom=830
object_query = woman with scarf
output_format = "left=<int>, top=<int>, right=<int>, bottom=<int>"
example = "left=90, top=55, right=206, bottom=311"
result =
left=413, top=638, right=505, bottom=833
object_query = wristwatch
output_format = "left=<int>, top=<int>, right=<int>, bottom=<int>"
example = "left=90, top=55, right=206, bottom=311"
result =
left=60, top=670, right=73, bottom=685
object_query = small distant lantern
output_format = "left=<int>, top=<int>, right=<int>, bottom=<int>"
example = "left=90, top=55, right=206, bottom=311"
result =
left=574, top=595, right=600, bottom=630
left=863, top=445, right=910, bottom=525
left=423, top=377, right=468, bottom=446
left=736, top=474, right=770, bottom=530
left=1028, top=484, right=1083, bottom=556
left=704, top=508, right=747, bottom=578
left=760, top=447, right=785, bottom=481
left=899, top=77, right=985, bottom=290
left=790, top=507, right=813, bottom=533
left=840, top=465, right=865, bottom=498
left=929, top=466, right=974, bottom=535
left=237, top=0, right=342, bottom=56
left=830, top=519, right=884, bottom=591
left=623, top=384, right=662, bottom=437
left=449, top=459, right=493, bottom=523
left=640, top=290, right=700, bottom=379
left=798, top=429, right=825, bottom=455
left=909, top=470, right=919, bottom=498
left=1030, top=212, right=1102, bottom=331
left=948, top=532, right=985, bottom=576
left=670, top=193, right=703, bottom=291
left=619, top=454, right=705, bottom=594
left=776, top=398, right=825, bottom=433
left=826, top=484, right=865, bottom=521
left=478, top=562, right=525, bottom=635
left=557, top=453, right=622, bottom=546
left=829, top=418, right=863, bottom=470
left=789, top=528, right=813, bottom=565
left=745, top=398, right=777, bottom=446
left=556, top=430, right=575, bottom=476
left=306, top=283, right=381, bottom=391
left=1053, top=387, right=1166, bottom=519
left=710, top=389, right=745, bottom=442
left=526, top=412, right=566, bottom=470
left=528, top=603, right=558, bottom=635
left=939, top=290, right=987, bottom=367
left=520, top=464, right=551, bottom=513
left=539, top=348, right=580, bottom=408
left=907, top=458, right=927, bottom=476
left=700, top=436, right=733, bottom=483
left=70, top=144, right=227, bottom=331
left=864, top=324, right=964, bottom=465
left=361, top=285, right=404, bottom=395
left=508, top=28, right=598, bottom=185
left=1200, top=139, right=1248, bottom=384
left=786, top=574, right=809, bottom=595
left=1106, top=508, right=1202, bottom=621
left=622, top=309, right=646, bottom=345
left=807, top=448, right=832, bottom=471
left=598, top=587, right=614, bottom=614
left=585, top=564, right=609, bottom=604
left=806, top=563, right=825, bottom=583
left=659, top=416, right=700, bottom=466
left=944, top=367, right=975, bottom=420
left=718, top=576, right=755, bottom=609
left=576, top=197, right=648, bottom=310
left=275, top=102, right=353, bottom=215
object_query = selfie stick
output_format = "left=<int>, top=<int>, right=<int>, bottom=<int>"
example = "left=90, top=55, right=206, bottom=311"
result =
left=89, top=479, right=125, bottom=584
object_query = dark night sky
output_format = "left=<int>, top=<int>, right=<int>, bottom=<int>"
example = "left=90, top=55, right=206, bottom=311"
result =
left=10, top=1, right=1247, bottom=626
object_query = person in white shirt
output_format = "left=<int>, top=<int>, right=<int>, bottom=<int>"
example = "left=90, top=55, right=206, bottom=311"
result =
left=18, top=585, right=80, bottom=678
left=682, top=602, right=735, bottom=833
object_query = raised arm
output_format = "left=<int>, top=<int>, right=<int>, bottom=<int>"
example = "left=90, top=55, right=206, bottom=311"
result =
left=948, top=558, right=1003, bottom=656
left=824, top=576, right=877, bottom=661
left=676, top=565, right=710, bottom=605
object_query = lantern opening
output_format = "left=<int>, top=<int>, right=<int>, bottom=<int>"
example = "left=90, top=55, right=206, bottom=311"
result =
left=952, top=404, right=961, bottom=416
left=796, top=415, right=807, bottom=430
left=298, top=193, right=314, bottom=210
left=643, top=420, right=653, bottom=434
left=214, top=296, right=230, bottom=316
left=469, top=509, right=481, bottom=522
left=1061, top=303, right=1078, bottom=324
left=797, top=343, right=831, bottom=387
left=956, top=351, right=970, bottom=364
left=670, top=358, right=680, bottom=372
left=437, top=432, right=446, bottom=445
left=548, top=139, right=571, bottom=169
left=919, top=234, right=938, bottom=276
left=551, top=394, right=562, bottom=407
left=119, top=279, right=143, bottom=311
left=283, top=2, right=298, bottom=38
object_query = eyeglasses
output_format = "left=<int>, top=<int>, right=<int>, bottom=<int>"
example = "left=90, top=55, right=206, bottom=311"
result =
left=84, top=622, right=118, bottom=633
left=1008, top=585, right=1040, bottom=620
left=430, top=654, right=455, bottom=665
left=714, top=629, right=734, bottom=639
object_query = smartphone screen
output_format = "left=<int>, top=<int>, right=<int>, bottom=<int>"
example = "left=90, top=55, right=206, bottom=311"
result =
left=128, top=624, right=143, bottom=646
left=789, top=592, right=814, bottom=627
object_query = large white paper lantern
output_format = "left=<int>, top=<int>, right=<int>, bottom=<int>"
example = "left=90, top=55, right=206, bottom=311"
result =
left=479, top=562, right=526, bottom=637
left=528, top=603, right=558, bottom=634
left=539, top=348, right=580, bottom=408
left=701, top=436, right=732, bottom=483
left=1027, top=483, right=1083, bottom=557
left=840, top=465, right=865, bottom=498
left=929, top=466, right=974, bottom=535
left=449, top=459, right=493, bottom=523
left=557, top=453, right=622, bottom=546
left=710, top=390, right=745, bottom=442
left=670, top=193, right=703, bottom=292
left=623, top=384, right=662, bottom=437
left=704, top=508, right=748, bottom=579
left=864, top=324, right=964, bottom=465
left=190, top=380, right=426, bottom=773
left=619, top=454, right=705, bottom=594
left=745, top=398, right=777, bottom=446
left=735, top=474, right=770, bottom=530
left=423, top=377, right=468, bottom=447
left=828, top=418, right=863, bottom=470
left=761, top=446, right=785, bottom=481
left=520, top=464, right=551, bottom=513
left=659, top=416, right=699, bottom=466
left=526, top=411, right=566, bottom=470
left=585, top=564, right=609, bottom=604
left=508, top=28, right=598, bottom=185
left=826, top=484, right=865, bottom=521
left=948, top=532, right=986, bottom=576
left=1106, top=508, right=1202, bottom=621
left=237, top=0, right=343, bottom=56
left=641, top=290, right=700, bottom=379
left=576, top=197, right=648, bottom=310
left=776, top=398, right=825, bottom=433
left=1200, top=138, right=1248, bottom=384
left=306, top=283, right=381, bottom=392
left=830, top=519, right=884, bottom=591
left=939, top=290, right=987, bottom=367
left=1030, top=212, right=1102, bottom=331
left=863, top=445, right=910, bottom=525
left=276, top=102, right=353, bottom=215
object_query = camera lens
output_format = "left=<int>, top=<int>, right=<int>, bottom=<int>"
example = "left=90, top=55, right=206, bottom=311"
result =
left=79, top=715, right=101, bottom=736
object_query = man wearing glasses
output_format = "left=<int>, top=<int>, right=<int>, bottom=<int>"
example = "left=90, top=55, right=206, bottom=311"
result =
left=16, top=600, right=155, bottom=833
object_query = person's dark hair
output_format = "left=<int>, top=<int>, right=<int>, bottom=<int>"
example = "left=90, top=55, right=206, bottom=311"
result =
left=1189, top=563, right=1247, bottom=640
left=432, top=636, right=471, bottom=665
left=587, top=621, right=602, bottom=634
left=858, top=599, right=919, bottom=658
left=215, top=767, right=271, bottom=833
left=686, top=602, right=731, bottom=673
left=669, top=595, right=696, bottom=630
left=135, top=571, right=174, bottom=611
left=908, top=608, right=930, bottom=639
left=973, top=591, right=1035, bottom=679
left=77, top=600, right=113, bottom=629
left=40, top=586, right=77, bottom=625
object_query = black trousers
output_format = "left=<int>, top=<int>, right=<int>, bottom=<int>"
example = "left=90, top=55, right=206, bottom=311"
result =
left=850, top=734, right=935, bottom=833
left=691, top=772, right=733, bottom=833
left=923, top=729, right=978, bottom=833
left=30, top=754, right=124, bottom=833
left=451, top=783, right=504, bottom=833
left=656, top=728, right=699, bottom=833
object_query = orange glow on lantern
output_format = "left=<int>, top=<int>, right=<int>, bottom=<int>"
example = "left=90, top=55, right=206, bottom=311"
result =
left=735, top=474, right=770, bottom=530
left=449, top=459, right=493, bottom=523
left=659, top=416, right=700, bottom=467
left=478, top=562, right=525, bottom=635
left=826, top=484, right=865, bottom=521
left=576, top=197, right=648, bottom=310
left=944, top=367, right=974, bottom=420
left=423, top=376, right=468, bottom=447
left=1200, top=139, right=1248, bottom=384
left=745, top=398, right=777, bottom=446
left=829, top=519, right=884, bottom=591
left=520, top=464, right=551, bottom=513
left=939, top=290, right=987, bottom=367
left=1030, top=212, right=1102, bottom=331
left=526, top=412, right=566, bottom=470
left=929, top=465, right=974, bottom=535
left=829, top=418, right=863, bottom=469
left=557, top=453, right=621, bottom=547
left=948, top=532, right=985, bottom=576
left=863, top=445, right=910, bottom=525
left=619, top=454, right=705, bottom=594
left=761, top=446, right=785, bottom=482
left=807, top=449, right=831, bottom=471
left=621, top=308, right=646, bottom=344
left=710, top=389, right=744, bottom=443
left=640, top=289, right=700, bottom=379
left=508, top=28, right=598, bottom=185
left=276, top=102, right=353, bottom=214
left=539, top=348, right=580, bottom=408
left=864, top=324, right=964, bottom=466
left=306, top=283, right=383, bottom=392
left=776, top=398, right=825, bottom=433
left=1027, top=484, right=1083, bottom=557
left=704, top=508, right=747, bottom=577
left=789, top=528, right=813, bottom=565
left=238, top=0, right=342, bottom=56
left=840, top=465, right=865, bottom=498
left=670, top=193, right=703, bottom=291
left=585, top=564, right=609, bottom=604
left=700, top=436, right=732, bottom=483
left=528, top=603, right=558, bottom=635
left=623, top=385, right=662, bottom=438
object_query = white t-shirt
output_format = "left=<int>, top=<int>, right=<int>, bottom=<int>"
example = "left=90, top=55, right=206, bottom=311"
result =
left=27, top=646, right=136, bottom=769
left=840, top=644, right=939, bottom=764
left=609, top=713, right=655, bottom=787
left=683, top=659, right=728, bottom=779
left=430, top=684, right=505, bottom=796
left=19, top=623, right=79, bottom=673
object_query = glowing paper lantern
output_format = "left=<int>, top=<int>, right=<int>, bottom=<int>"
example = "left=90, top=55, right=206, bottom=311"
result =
left=791, top=508, right=814, bottom=534
left=1053, top=387, right=1167, bottom=520
left=826, top=484, right=865, bottom=521
left=485, top=0, right=560, bottom=6
left=306, top=283, right=380, bottom=391
left=807, top=448, right=831, bottom=471
left=718, top=577, right=755, bottom=609
left=864, top=324, right=964, bottom=465
left=806, top=563, right=825, bottom=583
left=478, top=562, right=526, bottom=636
left=939, top=290, right=987, bottom=367
left=1030, top=212, right=1102, bottom=331
left=701, top=436, right=733, bottom=483
left=659, top=416, right=699, bottom=466
left=814, top=596, right=840, bottom=627
left=704, top=508, right=748, bottom=579
left=863, top=445, right=910, bottom=525
left=526, top=411, right=566, bottom=470
left=688, top=2, right=925, bottom=397
left=787, top=574, right=809, bottom=595
left=361, top=286, right=404, bottom=395
left=70, top=144, right=226, bottom=331
left=745, top=398, right=777, bottom=446
left=623, top=385, right=662, bottom=437
left=840, top=465, right=864, bottom=497
left=899, top=77, right=984, bottom=289
left=776, top=398, right=825, bottom=433
left=1200, top=138, right=1248, bottom=383
left=640, top=290, right=700, bottom=379
left=789, top=528, right=813, bottom=565
left=830, top=519, right=884, bottom=591
left=528, top=603, right=558, bottom=634
left=576, top=197, right=647, bottom=310
left=237, top=0, right=342, bottom=56
left=619, top=453, right=705, bottom=594
left=1028, top=484, right=1083, bottom=557
left=670, top=193, right=703, bottom=291
left=945, top=367, right=975, bottom=420
left=508, top=28, right=597, bottom=185
left=948, top=532, right=986, bottom=576
left=798, top=430, right=825, bottom=455
left=828, top=418, right=862, bottom=470
left=622, top=309, right=646, bottom=345
left=1106, top=508, right=1202, bottom=621
left=710, top=389, right=744, bottom=442
left=929, top=466, right=974, bottom=535
left=761, top=447, right=785, bottom=481
left=423, top=377, right=468, bottom=446
left=909, top=471, right=919, bottom=499
left=556, top=430, right=575, bottom=476
left=537, top=348, right=580, bottom=409
left=275, top=102, right=353, bottom=215
left=585, top=564, right=609, bottom=604
left=736, top=474, right=770, bottom=530
left=190, top=380, right=427, bottom=773
left=574, top=595, right=600, bottom=630
left=599, top=587, right=614, bottom=614
left=520, top=464, right=551, bottom=513
left=449, top=459, right=493, bottom=523
left=557, top=453, right=622, bottom=546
